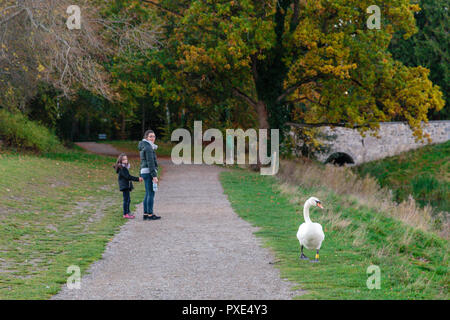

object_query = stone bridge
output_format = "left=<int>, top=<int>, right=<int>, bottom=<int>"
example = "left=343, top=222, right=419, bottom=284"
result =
left=296, top=120, right=450, bottom=166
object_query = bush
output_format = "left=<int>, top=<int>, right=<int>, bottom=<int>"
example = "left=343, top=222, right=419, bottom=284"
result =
left=0, top=109, right=64, bottom=153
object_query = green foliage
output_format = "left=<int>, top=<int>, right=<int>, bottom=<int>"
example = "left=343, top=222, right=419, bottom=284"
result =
left=389, top=0, right=449, bottom=119
left=0, top=109, right=64, bottom=153
left=26, top=82, right=61, bottom=129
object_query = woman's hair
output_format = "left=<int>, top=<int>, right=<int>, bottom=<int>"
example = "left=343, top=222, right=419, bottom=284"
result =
left=143, top=129, right=154, bottom=139
left=113, top=153, right=127, bottom=172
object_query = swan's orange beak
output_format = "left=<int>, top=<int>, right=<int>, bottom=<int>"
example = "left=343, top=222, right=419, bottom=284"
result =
left=317, top=202, right=324, bottom=209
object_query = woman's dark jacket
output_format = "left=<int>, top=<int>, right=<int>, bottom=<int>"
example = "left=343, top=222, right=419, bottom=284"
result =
left=138, top=140, right=158, bottom=178
left=116, top=166, right=140, bottom=191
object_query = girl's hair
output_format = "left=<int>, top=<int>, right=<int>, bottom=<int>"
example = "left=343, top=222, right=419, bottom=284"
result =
left=143, top=129, right=154, bottom=139
left=113, top=153, right=127, bottom=172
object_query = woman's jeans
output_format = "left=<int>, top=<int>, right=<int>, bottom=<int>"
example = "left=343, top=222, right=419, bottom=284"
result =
left=141, top=173, right=155, bottom=214
left=122, top=190, right=131, bottom=215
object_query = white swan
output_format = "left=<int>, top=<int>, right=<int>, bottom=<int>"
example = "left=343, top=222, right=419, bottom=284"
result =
left=297, top=197, right=325, bottom=263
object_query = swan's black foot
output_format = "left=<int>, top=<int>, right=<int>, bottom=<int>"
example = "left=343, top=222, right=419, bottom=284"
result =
left=300, top=254, right=309, bottom=260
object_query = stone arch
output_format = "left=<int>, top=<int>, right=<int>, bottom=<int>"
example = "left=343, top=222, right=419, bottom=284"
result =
left=324, top=152, right=355, bottom=166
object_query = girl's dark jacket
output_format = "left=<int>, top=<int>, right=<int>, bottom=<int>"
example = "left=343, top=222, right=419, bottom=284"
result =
left=116, top=166, right=140, bottom=191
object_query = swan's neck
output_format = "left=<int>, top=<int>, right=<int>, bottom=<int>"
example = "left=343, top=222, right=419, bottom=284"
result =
left=303, top=202, right=312, bottom=224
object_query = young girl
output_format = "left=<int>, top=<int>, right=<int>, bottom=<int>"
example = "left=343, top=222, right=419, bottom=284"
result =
left=114, top=153, right=143, bottom=219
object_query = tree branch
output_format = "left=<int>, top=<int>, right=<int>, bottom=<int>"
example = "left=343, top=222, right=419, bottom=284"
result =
left=285, top=95, right=308, bottom=104
left=232, top=87, right=257, bottom=109
left=0, top=8, right=25, bottom=25
left=289, top=0, right=300, bottom=33
left=141, top=0, right=184, bottom=18
left=142, top=0, right=227, bottom=41
left=276, top=75, right=320, bottom=103
left=250, top=54, right=259, bottom=83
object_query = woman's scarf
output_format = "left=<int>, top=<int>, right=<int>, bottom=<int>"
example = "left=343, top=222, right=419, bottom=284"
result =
left=149, top=141, right=158, bottom=150
left=142, top=138, right=158, bottom=150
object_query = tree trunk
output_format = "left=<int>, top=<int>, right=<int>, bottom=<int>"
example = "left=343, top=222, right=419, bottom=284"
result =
left=142, top=104, right=146, bottom=138
left=165, top=102, right=171, bottom=134
left=71, top=116, right=78, bottom=142
left=120, top=114, right=126, bottom=140
left=85, top=113, right=90, bottom=140
left=256, top=100, right=269, bottom=130
left=250, top=100, right=270, bottom=171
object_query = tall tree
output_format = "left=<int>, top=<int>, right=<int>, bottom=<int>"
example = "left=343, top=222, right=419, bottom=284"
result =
left=147, top=0, right=444, bottom=141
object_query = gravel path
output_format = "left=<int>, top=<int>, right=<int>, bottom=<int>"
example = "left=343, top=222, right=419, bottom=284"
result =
left=75, top=142, right=124, bottom=156
left=53, top=149, right=303, bottom=299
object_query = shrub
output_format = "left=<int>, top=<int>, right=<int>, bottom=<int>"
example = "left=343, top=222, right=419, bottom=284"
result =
left=0, top=109, right=64, bottom=153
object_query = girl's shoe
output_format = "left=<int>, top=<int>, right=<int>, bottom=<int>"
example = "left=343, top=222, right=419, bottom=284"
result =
left=123, top=214, right=134, bottom=219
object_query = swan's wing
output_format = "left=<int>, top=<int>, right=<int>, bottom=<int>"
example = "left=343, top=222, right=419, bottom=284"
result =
left=297, top=223, right=306, bottom=242
left=313, top=223, right=325, bottom=240
left=299, top=223, right=309, bottom=231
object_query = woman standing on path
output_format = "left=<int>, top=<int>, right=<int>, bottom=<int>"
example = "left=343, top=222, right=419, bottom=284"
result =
left=138, top=130, right=161, bottom=220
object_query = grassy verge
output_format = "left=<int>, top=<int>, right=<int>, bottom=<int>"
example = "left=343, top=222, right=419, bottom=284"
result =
left=220, top=168, right=449, bottom=299
left=0, top=148, right=145, bottom=299
left=354, top=141, right=449, bottom=214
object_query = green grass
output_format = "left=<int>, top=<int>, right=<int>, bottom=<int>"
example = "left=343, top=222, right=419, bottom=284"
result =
left=354, top=141, right=450, bottom=214
left=0, top=148, right=145, bottom=299
left=220, top=168, right=449, bottom=299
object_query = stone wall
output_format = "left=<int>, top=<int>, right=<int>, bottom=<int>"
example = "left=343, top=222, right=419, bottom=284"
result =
left=310, top=120, right=450, bottom=165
